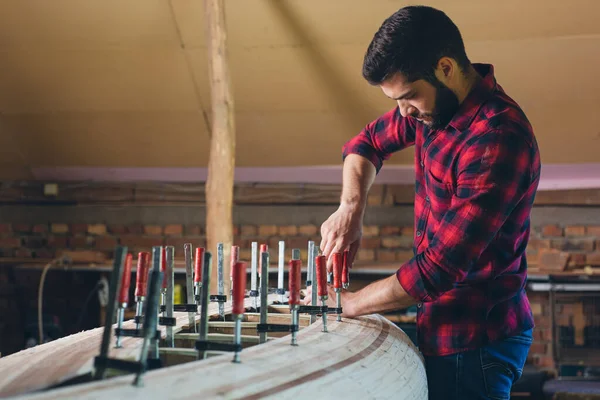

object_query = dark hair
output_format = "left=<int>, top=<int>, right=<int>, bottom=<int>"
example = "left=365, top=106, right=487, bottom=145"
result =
left=362, top=6, right=471, bottom=85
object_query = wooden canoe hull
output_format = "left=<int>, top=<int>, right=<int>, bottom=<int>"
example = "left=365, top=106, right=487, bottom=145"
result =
left=10, top=314, right=428, bottom=400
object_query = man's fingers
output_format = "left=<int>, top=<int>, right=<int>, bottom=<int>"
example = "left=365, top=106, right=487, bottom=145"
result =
left=348, top=240, right=360, bottom=267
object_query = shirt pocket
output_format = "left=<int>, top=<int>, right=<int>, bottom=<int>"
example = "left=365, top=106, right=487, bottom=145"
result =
left=425, top=170, right=454, bottom=219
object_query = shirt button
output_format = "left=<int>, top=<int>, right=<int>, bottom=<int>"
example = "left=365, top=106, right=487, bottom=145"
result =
left=425, top=196, right=430, bottom=202
left=420, top=161, right=424, bottom=167
left=417, top=303, right=422, bottom=308
left=416, top=231, right=422, bottom=237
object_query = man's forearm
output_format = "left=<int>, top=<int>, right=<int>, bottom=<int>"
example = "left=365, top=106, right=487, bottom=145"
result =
left=340, top=154, right=377, bottom=213
left=344, top=274, right=417, bottom=318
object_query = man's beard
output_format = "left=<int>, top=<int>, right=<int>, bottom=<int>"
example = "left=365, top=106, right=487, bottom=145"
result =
left=421, top=78, right=460, bottom=131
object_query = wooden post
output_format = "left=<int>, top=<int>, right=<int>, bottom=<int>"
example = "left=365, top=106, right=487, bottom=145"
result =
left=204, top=0, right=235, bottom=295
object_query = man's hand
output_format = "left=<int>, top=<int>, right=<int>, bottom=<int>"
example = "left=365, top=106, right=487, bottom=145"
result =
left=319, top=203, right=363, bottom=273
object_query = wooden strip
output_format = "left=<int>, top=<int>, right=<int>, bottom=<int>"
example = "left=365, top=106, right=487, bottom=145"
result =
left=242, top=322, right=390, bottom=399
left=15, top=315, right=427, bottom=400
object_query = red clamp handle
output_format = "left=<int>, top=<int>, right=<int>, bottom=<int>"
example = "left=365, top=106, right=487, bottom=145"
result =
left=332, top=252, right=342, bottom=289
left=194, top=247, right=205, bottom=284
left=232, top=261, right=247, bottom=315
left=230, top=245, right=240, bottom=279
left=118, top=253, right=133, bottom=305
left=342, top=250, right=350, bottom=286
left=134, top=252, right=150, bottom=298
left=288, top=259, right=302, bottom=306
left=259, top=244, right=268, bottom=277
left=160, top=247, right=167, bottom=289
left=315, top=255, right=328, bottom=298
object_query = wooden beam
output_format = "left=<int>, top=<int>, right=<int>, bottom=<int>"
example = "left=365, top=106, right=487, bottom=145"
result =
left=204, top=0, right=235, bottom=294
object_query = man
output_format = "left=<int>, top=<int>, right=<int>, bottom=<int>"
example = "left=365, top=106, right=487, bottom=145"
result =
left=306, top=5, right=541, bottom=400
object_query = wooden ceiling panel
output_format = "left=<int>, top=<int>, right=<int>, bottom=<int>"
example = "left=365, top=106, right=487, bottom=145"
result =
left=0, top=50, right=200, bottom=114
left=2, top=111, right=210, bottom=167
left=172, top=0, right=600, bottom=50
left=0, top=0, right=178, bottom=50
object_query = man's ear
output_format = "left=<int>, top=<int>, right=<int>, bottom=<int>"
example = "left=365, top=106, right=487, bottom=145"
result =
left=435, top=57, right=455, bottom=83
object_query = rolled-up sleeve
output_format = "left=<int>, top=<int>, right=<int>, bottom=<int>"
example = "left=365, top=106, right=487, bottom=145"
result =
left=342, top=107, right=416, bottom=173
left=397, top=129, right=535, bottom=302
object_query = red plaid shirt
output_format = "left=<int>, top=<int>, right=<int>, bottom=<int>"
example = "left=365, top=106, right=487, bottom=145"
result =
left=343, top=64, right=540, bottom=356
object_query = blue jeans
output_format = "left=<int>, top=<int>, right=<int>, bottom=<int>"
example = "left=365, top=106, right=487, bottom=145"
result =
left=424, top=329, right=533, bottom=400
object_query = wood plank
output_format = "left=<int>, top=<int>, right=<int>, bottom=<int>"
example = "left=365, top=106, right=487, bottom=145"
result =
left=204, top=0, right=235, bottom=295
left=15, top=315, right=427, bottom=400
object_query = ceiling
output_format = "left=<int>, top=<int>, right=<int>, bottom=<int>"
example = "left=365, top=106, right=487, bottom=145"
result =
left=0, top=0, right=599, bottom=182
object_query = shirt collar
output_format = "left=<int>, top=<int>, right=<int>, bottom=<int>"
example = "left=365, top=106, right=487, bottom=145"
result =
left=447, top=63, right=497, bottom=132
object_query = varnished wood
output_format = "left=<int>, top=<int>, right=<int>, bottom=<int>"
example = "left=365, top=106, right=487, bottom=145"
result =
left=204, top=0, right=235, bottom=294
left=14, top=315, right=427, bottom=400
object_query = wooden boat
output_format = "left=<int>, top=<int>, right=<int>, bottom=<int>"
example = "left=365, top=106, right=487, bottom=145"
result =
left=0, top=298, right=427, bottom=399
left=0, top=244, right=428, bottom=399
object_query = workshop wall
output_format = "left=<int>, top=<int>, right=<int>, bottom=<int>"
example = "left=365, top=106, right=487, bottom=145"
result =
left=1, top=182, right=600, bottom=367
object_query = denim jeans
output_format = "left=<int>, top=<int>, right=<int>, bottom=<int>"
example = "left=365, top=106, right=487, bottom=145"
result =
left=424, top=328, right=533, bottom=400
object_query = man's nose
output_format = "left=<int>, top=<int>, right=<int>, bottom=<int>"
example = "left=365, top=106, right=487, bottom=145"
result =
left=397, top=102, right=417, bottom=118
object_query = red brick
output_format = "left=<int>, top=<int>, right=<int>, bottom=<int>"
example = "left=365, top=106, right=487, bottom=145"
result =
left=534, top=315, right=550, bottom=329
left=0, top=224, right=11, bottom=233
left=285, top=237, right=310, bottom=249
left=47, top=236, right=68, bottom=248
left=568, top=252, right=587, bottom=268
left=533, top=328, right=552, bottom=342
left=88, top=224, right=107, bottom=235
left=185, top=225, right=202, bottom=235
left=278, top=225, right=298, bottom=236
left=51, top=223, right=69, bottom=234
left=32, top=224, right=48, bottom=234
left=127, top=224, right=144, bottom=234
left=143, top=225, right=162, bottom=235
left=164, top=236, right=205, bottom=250
left=362, top=226, right=380, bottom=237
left=0, top=237, right=21, bottom=248
left=164, top=224, right=183, bottom=236
left=380, top=226, right=400, bottom=235
left=258, top=225, right=278, bottom=237
left=528, top=238, right=551, bottom=250
left=587, top=226, right=600, bottom=236
left=377, top=249, right=397, bottom=262
left=107, top=224, right=127, bottom=234
left=381, top=236, right=413, bottom=249
left=70, top=224, right=88, bottom=234
left=360, top=237, right=381, bottom=249
left=542, top=224, right=563, bottom=237
left=538, top=248, right=570, bottom=271
left=15, top=248, right=33, bottom=258
left=565, top=225, right=586, bottom=236
left=529, top=342, right=548, bottom=356
left=120, top=236, right=164, bottom=249
left=95, top=236, right=118, bottom=250
left=240, top=225, right=257, bottom=236
left=533, top=354, right=554, bottom=369
left=396, top=250, right=414, bottom=262
left=34, top=248, right=55, bottom=259
left=530, top=302, right=543, bottom=316
left=356, top=249, right=375, bottom=261
left=12, top=224, right=31, bottom=233
left=298, top=225, right=318, bottom=236
left=551, top=238, right=595, bottom=252
left=70, top=235, right=94, bottom=248
left=587, top=252, right=600, bottom=266
left=400, top=226, right=414, bottom=237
